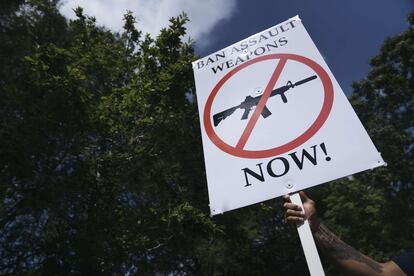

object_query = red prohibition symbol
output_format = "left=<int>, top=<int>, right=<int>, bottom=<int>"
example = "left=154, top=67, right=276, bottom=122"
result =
left=203, top=53, right=334, bottom=159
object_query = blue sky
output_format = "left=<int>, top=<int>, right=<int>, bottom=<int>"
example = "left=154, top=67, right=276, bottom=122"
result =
left=195, top=0, right=413, bottom=95
left=61, top=0, right=413, bottom=95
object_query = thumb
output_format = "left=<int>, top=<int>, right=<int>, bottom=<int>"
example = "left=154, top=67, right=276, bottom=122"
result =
left=299, top=191, right=311, bottom=202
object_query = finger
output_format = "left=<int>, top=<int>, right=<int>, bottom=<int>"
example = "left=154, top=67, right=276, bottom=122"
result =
left=286, top=209, right=305, bottom=217
left=283, top=194, right=291, bottom=203
left=283, top=202, right=302, bottom=211
left=286, top=216, right=304, bottom=224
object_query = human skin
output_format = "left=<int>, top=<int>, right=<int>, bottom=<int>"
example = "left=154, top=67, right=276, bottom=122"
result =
left=283, top=192, right=406, bottom=276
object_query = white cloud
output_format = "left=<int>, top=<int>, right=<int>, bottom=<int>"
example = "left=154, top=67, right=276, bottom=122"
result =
left=59, top=0, right=237, bottom=48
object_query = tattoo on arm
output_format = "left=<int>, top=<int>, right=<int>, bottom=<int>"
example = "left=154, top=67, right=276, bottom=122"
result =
left=314, top=224, right=383, bottom=273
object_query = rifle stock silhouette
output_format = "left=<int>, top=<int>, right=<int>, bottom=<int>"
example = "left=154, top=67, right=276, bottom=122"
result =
left=213, top=75, right=317, bottom=127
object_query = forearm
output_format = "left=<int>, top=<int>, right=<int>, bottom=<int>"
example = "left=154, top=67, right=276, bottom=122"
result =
left=283, top=193, right=404, bottom=276
left=313, top=223, right=384, bottom=276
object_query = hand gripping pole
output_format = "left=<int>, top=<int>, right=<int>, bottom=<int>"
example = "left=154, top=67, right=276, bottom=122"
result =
left=290, top=193, right=325, bottom=276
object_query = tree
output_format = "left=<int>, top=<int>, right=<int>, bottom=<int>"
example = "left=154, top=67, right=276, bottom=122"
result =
left=315, top=10, right=414, bottom=268
left=0, top=1, right=224, bottom=274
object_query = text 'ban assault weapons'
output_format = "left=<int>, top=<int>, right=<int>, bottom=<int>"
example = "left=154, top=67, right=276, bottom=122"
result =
left=213, top=75, right=318, bottom=127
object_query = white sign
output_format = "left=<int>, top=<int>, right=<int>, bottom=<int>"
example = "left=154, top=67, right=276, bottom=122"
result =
left=192, top=15, right=385, bottom=216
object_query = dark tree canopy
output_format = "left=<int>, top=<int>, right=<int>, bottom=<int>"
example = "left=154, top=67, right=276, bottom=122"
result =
left=0, top=1, right=412, bottom=274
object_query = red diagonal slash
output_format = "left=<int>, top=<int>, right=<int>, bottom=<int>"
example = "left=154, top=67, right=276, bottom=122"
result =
left=235, top=58, right=287, bottom=149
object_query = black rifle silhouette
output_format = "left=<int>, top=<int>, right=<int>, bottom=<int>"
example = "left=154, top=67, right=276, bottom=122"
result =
left=213, top=75, right=317, bottom=127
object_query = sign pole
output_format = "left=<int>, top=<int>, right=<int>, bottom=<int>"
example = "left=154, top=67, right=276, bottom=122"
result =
left=290, top=192, right=325, bottom=276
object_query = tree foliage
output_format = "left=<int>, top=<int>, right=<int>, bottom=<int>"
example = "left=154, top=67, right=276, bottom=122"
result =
left=317, top=10, right=414, bottom=263
left=0, top=1, right=412, bottom=275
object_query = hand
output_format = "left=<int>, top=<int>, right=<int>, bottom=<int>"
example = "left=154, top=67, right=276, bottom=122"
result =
left=283, top=191, right=320, bottom=232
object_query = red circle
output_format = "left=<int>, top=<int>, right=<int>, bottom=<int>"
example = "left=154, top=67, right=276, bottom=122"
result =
left=203, top=53, right=334, bottom=159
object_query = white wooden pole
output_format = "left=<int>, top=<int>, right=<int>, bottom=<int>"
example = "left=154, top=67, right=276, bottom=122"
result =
left=290, top=192, right=325, bottom=276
